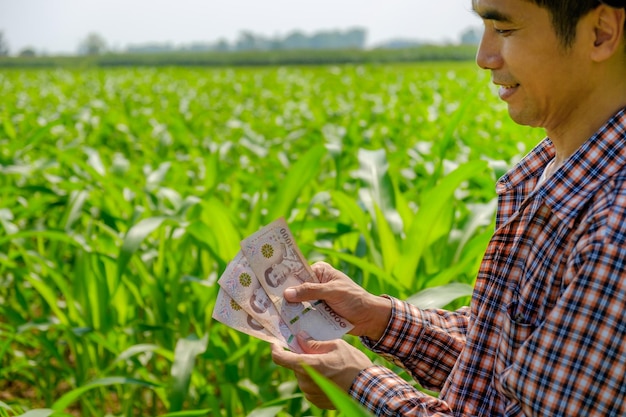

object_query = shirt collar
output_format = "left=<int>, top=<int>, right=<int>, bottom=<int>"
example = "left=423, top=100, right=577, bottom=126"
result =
left=497, top=107, right=626, bottom=223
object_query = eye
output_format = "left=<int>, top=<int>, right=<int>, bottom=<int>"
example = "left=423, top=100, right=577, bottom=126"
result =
left=493, top=27, right=514, bottom=36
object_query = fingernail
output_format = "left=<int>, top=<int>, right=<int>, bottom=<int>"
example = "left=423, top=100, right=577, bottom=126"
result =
left=284, top=288, right=296, bottom=300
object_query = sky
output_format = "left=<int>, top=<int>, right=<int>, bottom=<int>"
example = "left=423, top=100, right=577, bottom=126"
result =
left=0, top=0, right=481, bottom=55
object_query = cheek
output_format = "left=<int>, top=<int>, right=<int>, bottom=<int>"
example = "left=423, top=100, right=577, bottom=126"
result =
left=501, top=41, right=546, bottom=78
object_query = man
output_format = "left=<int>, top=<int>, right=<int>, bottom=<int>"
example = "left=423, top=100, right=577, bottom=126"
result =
left=271, top=0, right=626, bottom=415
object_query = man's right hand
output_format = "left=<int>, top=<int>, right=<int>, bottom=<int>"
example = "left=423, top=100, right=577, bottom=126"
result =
left=284, top=261, right=392, bottom=341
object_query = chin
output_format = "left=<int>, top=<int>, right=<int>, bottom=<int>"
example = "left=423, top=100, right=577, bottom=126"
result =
left=507, top=107, right=539, bottom=128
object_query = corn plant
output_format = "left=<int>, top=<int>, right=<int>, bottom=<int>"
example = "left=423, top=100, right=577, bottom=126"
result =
left=0, top=63, right=539, bottom=416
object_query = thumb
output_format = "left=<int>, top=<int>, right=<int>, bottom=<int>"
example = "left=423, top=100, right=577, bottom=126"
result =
left=284, top=282, right=326, bottom=303
left=296, top=332, right=339, bottom=354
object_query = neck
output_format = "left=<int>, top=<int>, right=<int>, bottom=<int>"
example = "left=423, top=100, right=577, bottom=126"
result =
left=547, top=74, right=626, bottom=167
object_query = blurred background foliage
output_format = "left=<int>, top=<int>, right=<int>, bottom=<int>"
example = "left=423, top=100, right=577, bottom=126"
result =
left=0, top=63, right=539, bottom=416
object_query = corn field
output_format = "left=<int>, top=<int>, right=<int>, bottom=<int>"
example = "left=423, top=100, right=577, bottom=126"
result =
left=0, top=63, right=539, bottom=416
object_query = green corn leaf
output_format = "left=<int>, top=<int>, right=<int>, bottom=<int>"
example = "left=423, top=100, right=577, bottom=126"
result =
left=38, top=257, right=81, bottom=325
left=267, top=144, right=326, bottom=222
left=373, top=204, right=399, bottom=274
left=156, top=409, right=212, bottom=417
left=392, top=178, right=413, bottom=236
left=246, top=405, right=283, bottom=417
left=16, top=410, right=73, bottom=417
left=104, top=343, right=174, bottom=374
left=177, top=195, right=202, bottom=217
left=406, top=282, right=474, bottom=309
left=117, top=216, right=168, bottom=282
left=16, top=410, right=54, bottom=417
left=310, top=246, right=403, bottom=293
left=146, top=161, right=172, bottom=189
left=0, top=208, right=18, bottom=235
left=2, top=112, right=16, bottom=140
left=117, top=343, right=175, bottom=362
left=426, top=228, right=493, bottom=289
left=0, top=229, right=91, bottom=251
left=203, top=151, right=219, bottom=192
left=169, top=334, right=209, bottom=412
left=83, top=252, right=111, bottom=331
left=303, top=365, right=373, bottom=416
left=24, top=274, right=70, bottom=326
left=61, top=190, right=89, bottom=232
left=185, top=220, right=230, bottom=274
left=19, top=123, right=57, bottom=157
left=355, top=148, right=403, bottom=234
left=431, top=80, right=481, bottom=178
left=453, top=200, right=497, bottom=263
left=329, top=190, right=377, bottom=258
left=84, top=146, right=107, bottom=176
left=393, top=160, right=488, bottom=286
left=201, top=196, right=241, bottom=262
left=52, top=377, right=163, bottom=412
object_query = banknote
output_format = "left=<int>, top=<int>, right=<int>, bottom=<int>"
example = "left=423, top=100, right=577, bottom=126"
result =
left=218, top=251, right=301, bottom=352
left=212, top=287, right=294, bottom=349
left=240, top=218, right=353, bottom=340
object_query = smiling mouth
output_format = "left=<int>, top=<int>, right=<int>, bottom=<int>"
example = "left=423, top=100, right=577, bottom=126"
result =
left=496, top=83, right=519, bottom=100
left=497, top=83, right=519, bottom=89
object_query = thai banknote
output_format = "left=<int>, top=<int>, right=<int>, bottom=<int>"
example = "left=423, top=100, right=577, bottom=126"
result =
left=212, top=287, right=294, bottom=350
left=218, top=251, right=301, bottom=352
left=240, top=218, right=353, bottom=340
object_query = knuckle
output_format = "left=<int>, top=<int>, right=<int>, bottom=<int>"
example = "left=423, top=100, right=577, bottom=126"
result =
left=312, top=261, right=331, bottom=274
left=312, top=262, right=335, bottom=282
left=272, top=355, right=287, bottom=368
left=295, top=283, right=313, bottom=296
left=312, top=260, right=331, bottom=268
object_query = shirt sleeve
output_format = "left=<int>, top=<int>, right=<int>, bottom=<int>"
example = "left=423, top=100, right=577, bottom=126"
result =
left=495, top=242, right=626, bottom=416
left=349, top=366, right=454, bottom=416
left=361, top=296, right=470, bottom=391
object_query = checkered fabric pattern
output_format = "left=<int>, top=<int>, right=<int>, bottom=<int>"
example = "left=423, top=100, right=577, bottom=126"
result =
left=349, top=108, right=626, bottom=416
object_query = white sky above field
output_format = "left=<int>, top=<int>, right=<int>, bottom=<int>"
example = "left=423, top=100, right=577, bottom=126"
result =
left=0, top=0, right=480, bottom=55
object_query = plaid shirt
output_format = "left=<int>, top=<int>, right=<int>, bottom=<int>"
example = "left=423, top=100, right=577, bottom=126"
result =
left=350, top=108, right=626, bottom=416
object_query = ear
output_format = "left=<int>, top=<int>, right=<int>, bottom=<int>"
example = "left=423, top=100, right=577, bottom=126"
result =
left=591, top=5, right=626, bottom=62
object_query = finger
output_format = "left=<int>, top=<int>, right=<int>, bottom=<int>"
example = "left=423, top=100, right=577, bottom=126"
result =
left=304, top=390, right=336, bottom=410
left=283, top=282, right=327, bottom=303
left=295, top=373, right=336, bottom=410
left=296, top=333, right=339, bottom=355
left=271, top=343, right=301, bottom=370
left=310, top=261, right=339, bottom=283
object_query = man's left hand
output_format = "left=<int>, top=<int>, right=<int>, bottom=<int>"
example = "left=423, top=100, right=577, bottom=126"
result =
left=271, top=334, right=373, bottom=409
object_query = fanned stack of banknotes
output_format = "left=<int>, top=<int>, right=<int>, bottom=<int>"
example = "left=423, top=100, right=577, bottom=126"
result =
left=212, top=218, right=353, bottom=353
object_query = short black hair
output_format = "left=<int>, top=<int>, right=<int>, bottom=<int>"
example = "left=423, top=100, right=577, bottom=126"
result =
left=528, top=0, right=625, bottom=46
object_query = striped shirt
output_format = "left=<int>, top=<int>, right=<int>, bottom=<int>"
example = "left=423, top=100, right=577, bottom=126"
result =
left=349, top=108, right=626, bottom=416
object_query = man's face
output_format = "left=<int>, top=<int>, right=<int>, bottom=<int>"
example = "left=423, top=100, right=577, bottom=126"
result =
left=253, top=288, right=271, bottom=311
left=268, top=264, right=288, bottom=287
left=473, top=0, right=594, bottom=132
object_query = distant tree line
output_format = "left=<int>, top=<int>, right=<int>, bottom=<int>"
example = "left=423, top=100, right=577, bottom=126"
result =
left=0, top=31, right=38, bottom=57
left=459, top=27, right=482, bottom=45
left=126, top=28, right=368, bottom=54
left=0, top=26, right=483, bottom=58
left=0, top=44, right=479, bottom=68
left=0, top=32, right=9, bottom=56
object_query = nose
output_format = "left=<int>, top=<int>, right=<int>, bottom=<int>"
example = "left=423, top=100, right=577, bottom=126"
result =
left=476, top=29, right=503, bottom=70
